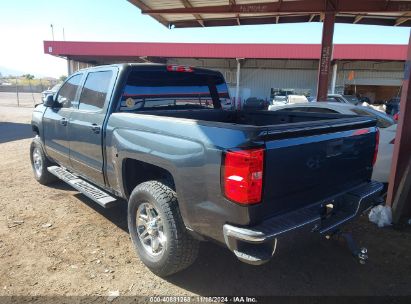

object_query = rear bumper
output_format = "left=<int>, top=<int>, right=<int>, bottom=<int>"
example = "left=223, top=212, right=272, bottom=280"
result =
left=223, top=180, right=383, bottom=265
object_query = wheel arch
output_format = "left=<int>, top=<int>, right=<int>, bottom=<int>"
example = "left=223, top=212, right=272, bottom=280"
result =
left=122, top=158, right=176, bottom=199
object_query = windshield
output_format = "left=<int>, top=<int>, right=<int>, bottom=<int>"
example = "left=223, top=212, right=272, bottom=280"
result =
left=119, top=70, right=230, bottom=111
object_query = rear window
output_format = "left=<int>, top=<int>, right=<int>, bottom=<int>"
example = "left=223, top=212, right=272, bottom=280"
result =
left=119, top=70, right=230, bottom=111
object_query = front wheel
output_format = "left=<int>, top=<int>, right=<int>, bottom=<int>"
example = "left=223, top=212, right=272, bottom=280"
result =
left=128, top=181, right=199, bottom=277
left=30, top=137, right=57, bottom=185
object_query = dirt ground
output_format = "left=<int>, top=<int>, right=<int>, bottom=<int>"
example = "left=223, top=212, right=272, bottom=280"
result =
left=0, top=98, right=410, bottom=298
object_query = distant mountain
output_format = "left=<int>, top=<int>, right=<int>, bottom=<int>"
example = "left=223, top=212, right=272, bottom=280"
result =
left=0, top=66, right=26, bottom=77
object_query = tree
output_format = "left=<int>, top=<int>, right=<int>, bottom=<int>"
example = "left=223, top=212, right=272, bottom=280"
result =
left=59, top=75, right=67, bottom=82
left=22, top=74, right=35, bottom=80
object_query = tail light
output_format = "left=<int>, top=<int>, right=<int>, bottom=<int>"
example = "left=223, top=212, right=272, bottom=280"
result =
left=166, top=65, right=193, bottom=72
left=222, top=148, right=264, bottom=205
left=372, top=129, right=380, bottom=166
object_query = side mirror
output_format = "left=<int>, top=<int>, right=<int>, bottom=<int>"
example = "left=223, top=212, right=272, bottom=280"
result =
left=44, top=95, right=56, bottom=107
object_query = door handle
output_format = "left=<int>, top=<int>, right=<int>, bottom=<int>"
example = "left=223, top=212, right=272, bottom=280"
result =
left=60, top=118, right=67, bottom=126
left=91, top=123, right=101, bottom=134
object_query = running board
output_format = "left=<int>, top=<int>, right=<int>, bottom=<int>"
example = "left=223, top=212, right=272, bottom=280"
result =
left=47, top=166, right=118, bottom=208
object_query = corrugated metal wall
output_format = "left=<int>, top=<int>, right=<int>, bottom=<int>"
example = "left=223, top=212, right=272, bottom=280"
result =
left=168, top=58, right=403, bottom=100
left=239, top=69, right=317, bottom=100
left=68, top=57, right=403, bottom=101
left=336, top=61, right=404, bottom=88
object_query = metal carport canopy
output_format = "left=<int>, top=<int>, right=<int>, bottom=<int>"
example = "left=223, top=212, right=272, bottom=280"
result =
left=127, top=0, right=411, bottom=221
left=129, top=0, right=411, bottom=28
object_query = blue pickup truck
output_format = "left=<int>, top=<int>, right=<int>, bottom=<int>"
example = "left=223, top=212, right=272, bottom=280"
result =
left=31, top=64, right=382, bottom=276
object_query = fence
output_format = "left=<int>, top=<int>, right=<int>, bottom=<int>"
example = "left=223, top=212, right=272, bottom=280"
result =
left=0, top=83, right=51, bottom=107
left=0, top=92, right=42, bottom=108
left=0, top=84, right=46, bottom=93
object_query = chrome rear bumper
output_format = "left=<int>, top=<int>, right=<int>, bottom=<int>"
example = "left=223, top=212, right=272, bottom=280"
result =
left=223, top=181, right=383, bottom=265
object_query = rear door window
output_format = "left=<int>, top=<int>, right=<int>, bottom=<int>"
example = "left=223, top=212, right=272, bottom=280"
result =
left=119, top=69, right=230, bottom=111
left=79, top=70, right=113, bottom=111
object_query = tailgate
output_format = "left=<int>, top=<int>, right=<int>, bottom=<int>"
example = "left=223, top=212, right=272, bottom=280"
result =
left=260, top=117, right=378, bottom=217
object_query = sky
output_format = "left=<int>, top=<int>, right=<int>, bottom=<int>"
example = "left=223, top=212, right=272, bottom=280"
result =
left=0, top=0, right=410, bottom=78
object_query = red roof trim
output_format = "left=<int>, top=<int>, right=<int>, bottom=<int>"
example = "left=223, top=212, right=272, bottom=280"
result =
left=44, top=41, right=407, bottom=61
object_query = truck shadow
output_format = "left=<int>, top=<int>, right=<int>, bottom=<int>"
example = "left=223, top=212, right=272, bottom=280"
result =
left=48, top=180, right=75, bottom=191
left=0, top=122, right=32, bottom=143
left=48, top=181, right=130, bottom=232
left=56, top=188, right=408, bottom=296
left=72, top=192, right=129, bottom=233
left=165, top=227, right=400, bottom=296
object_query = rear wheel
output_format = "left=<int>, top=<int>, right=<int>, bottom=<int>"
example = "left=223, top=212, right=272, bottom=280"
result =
left=30, top=137, right=57, bottom=185
left=128, top=181, right=199, bottom=277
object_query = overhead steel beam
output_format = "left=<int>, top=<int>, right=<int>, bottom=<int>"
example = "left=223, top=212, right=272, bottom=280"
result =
left=141, top=1, right=411, bottom=14
left=317, top=12, right=335, bottom=101
left=127, top=0, right=169, bottom=27
left=353, top=15, right=365, bottom=23
left=276, top=0, right=282, bottom=23
left=180, top=0, right=204, bottom=27
left=308, top=14, right=316, bottom=22
left=395, top=12, right=411, bottom=25
left=229, top=0, right=241, bottom=25
left=386, top=32, right=411, bottom=210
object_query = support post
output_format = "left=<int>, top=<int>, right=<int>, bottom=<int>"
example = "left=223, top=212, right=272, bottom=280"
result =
left=316, top=11, right=335, bottom=101
left=67, top=59, right=73, bottom=75
left=386, top=32, right=411, bottom=214
left=235, top=58, right=242, bottom=109
left=331, top=61, right=338, bottom=94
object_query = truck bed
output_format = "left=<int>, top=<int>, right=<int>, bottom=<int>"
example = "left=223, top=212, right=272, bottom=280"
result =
left=108, top=108, right=377, bottom=227
left=135, top=108, right=352, bottom=127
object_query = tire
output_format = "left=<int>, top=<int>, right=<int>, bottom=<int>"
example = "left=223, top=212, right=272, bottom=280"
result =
left=128, top=181, right=199, bottom=277
left=30, top=136, right=58, bottom=185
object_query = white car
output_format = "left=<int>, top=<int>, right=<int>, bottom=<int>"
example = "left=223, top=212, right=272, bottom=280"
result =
left=325, top=94, right=352, bottom=104
left=372, top=124, right=396, bottom=184
left=41, top=83, right=61, bottom=102
left=269, top=102, right=396, bottom=184
left=311, top=94, right=361, bottom=105
left=286, top=94, right=309, bottom=104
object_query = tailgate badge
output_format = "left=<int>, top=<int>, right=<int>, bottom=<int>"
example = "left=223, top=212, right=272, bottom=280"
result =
left=306, top=155, right=323, bottom=170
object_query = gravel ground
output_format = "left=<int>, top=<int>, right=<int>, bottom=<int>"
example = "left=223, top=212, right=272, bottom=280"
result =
left=0, top=100, right=410, bottom=298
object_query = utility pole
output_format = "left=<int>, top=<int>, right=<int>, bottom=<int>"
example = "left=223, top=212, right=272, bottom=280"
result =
left=29, top=78, right=35, bottom=107
left=15, top=77, right=20, bottom=107
left=50, top=24, right=54, bottom=41
left=63, top=27, right=65, bottom=41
